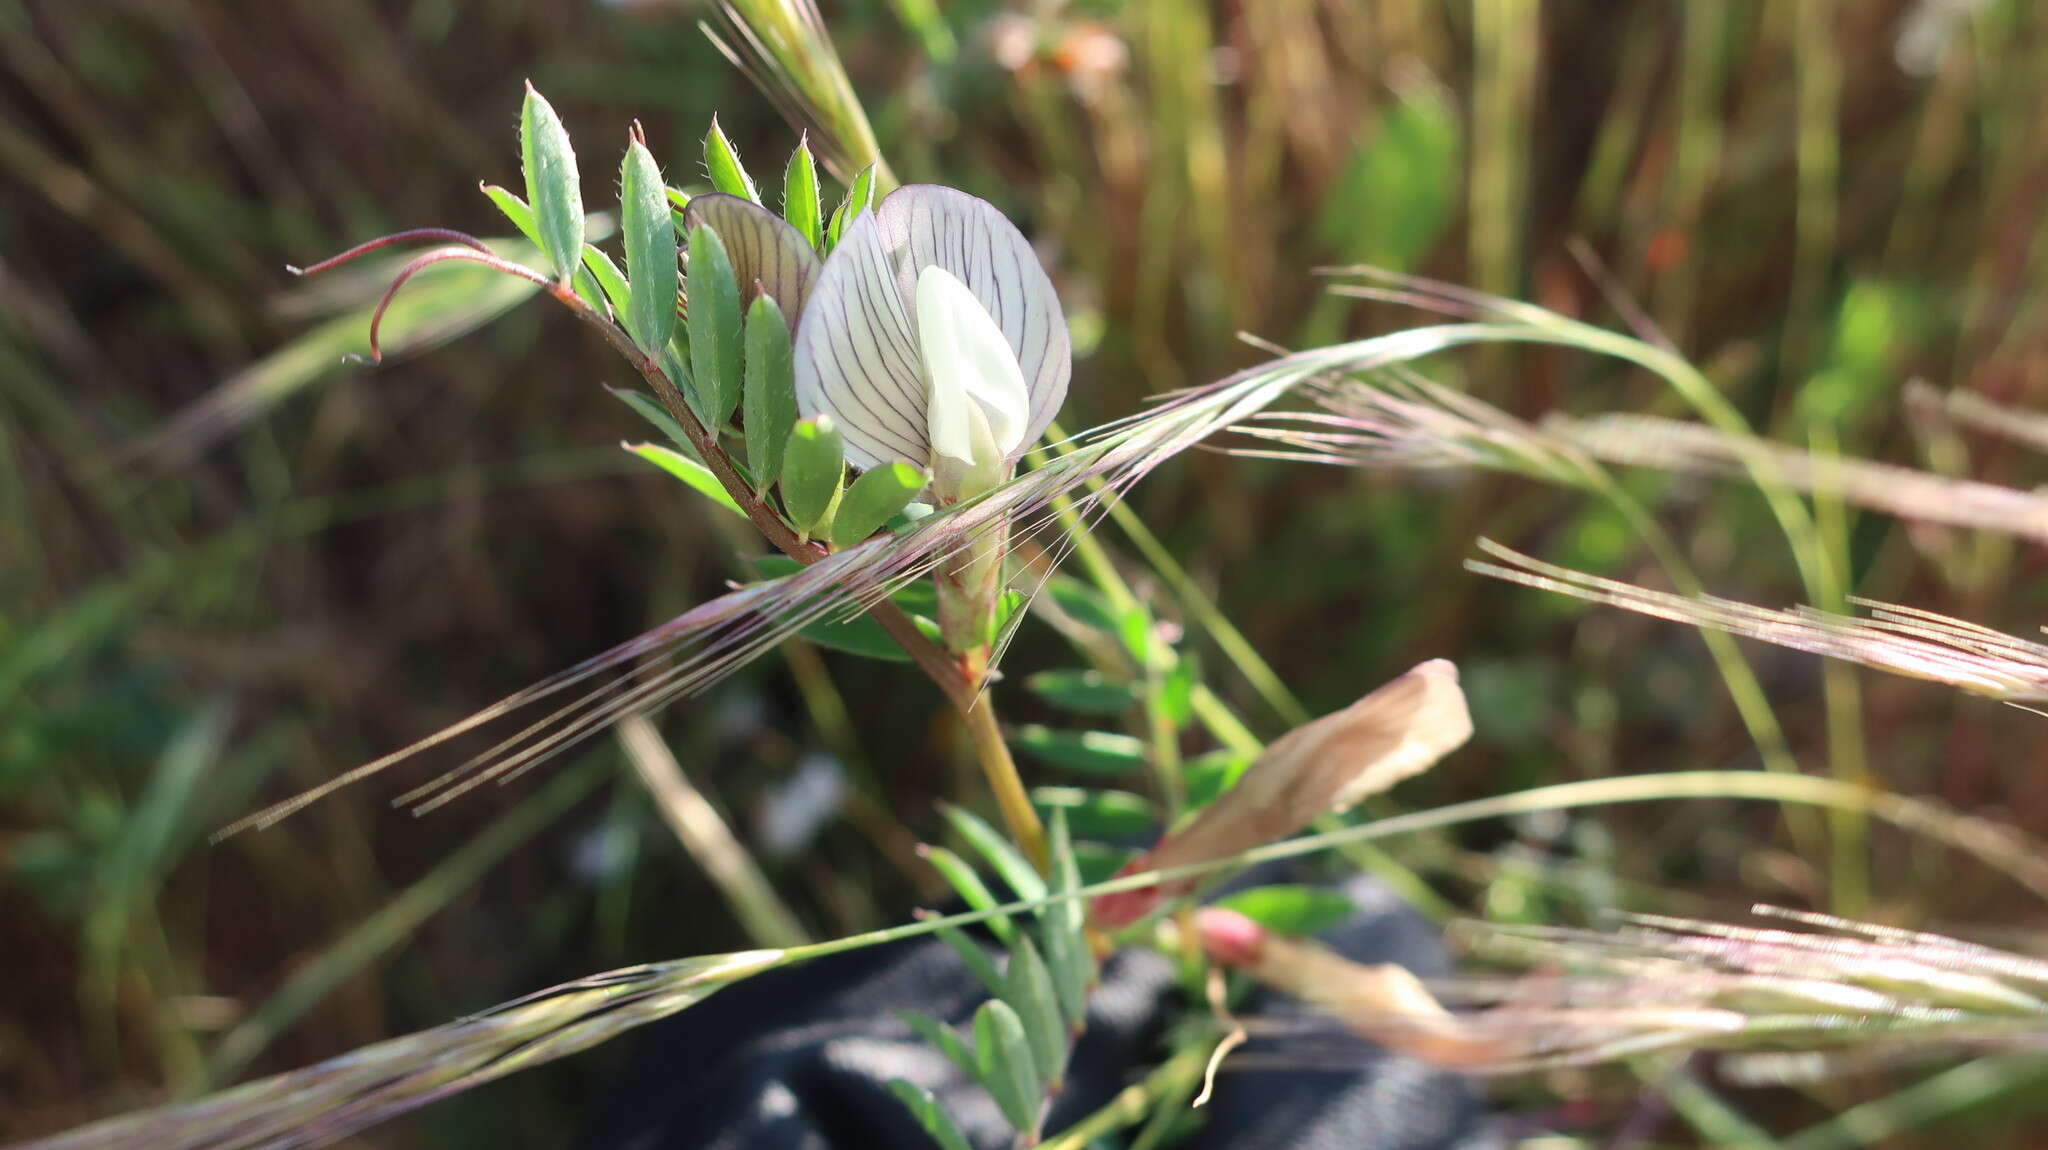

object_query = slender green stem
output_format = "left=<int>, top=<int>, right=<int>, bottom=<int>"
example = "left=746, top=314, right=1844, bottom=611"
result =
left=1038, top=480, right=1187, bottom=820
left=1808, top=424, right=1870, bottom=915
left=1587, top=470, right=1828, bottom=857
left=963, top=689, right=1049, bottom=873
left=618, top=714, right=811, bottom=948
left=1188, top=686, right=1263, bottom=756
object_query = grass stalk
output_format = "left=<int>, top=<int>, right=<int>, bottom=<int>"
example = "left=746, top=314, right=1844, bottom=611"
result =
left=617, top=714, right=811, bottom=949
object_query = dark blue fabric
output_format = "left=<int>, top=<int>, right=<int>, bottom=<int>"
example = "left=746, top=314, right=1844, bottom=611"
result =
left=581, top=875, right=1495, bottom=1149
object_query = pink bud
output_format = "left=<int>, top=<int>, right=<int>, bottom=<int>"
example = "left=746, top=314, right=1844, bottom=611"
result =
left=1194, top=907, right=1268, bottom=967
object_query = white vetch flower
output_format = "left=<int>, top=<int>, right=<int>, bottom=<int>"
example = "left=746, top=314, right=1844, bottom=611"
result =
left=793, top=185, right=1070, bottom=499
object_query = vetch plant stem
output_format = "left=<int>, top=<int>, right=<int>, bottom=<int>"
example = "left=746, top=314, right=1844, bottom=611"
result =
left=963, top=689, right=1050, bottom=873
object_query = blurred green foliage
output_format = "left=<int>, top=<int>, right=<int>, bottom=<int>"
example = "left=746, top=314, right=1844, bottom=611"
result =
left=5, top=0, right=2048, bottom=1145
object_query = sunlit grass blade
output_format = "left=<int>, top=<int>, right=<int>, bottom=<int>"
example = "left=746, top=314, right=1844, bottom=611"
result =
left=1429, top=907, right=2048, bottom=1074
left=59, top=761, right=2048, bottom=1147
left=203, top=758, right=607, bottom=1086
left=132, top=240, right=543, bottom=467
left=28, top=950, right=783, bottom=1150
left=1558, top=412, right=2048, bottom=544
left=1468, top=538, right=2048, bottom=704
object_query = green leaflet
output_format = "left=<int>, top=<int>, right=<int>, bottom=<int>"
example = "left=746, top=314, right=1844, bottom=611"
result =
left=620, top=137, right=677, bottom=354
left=826, top=164, right=876, bottom=250
left=519, top=83, right=584, bottom=283
left=624, top=444, right=745, bottom=521
left=1001, top=935, right=1067, bottom=1089
left=1031, top=787, right=1154, bottom=840
left=782, top=136, right=822, bottom=250
left=828, top=462, right=926, bottom=549
left=480, top=184, right=544, bottom=250
left=920, top=845, right=1015, bottom=946
left=686, top=224, right=744, bottom=428
left=742, top=295, right=796, bottom=493
left=703, top=115, right=760, bottom=203
left=940, top=803, right=1046, bottom=904
left=884, top=1081, right=973, bottom=1150
left=1012, top=726, right=1147, bottom=777
left=580, top=244, right=630, bottom=318
left=1038, top=811, right=1092, bottom=1027
left=971, top=1000, right=1042, bottom=1131
left=1023, top=669, right=1141, bottom=715
left=779, top=416, right=843, bottom=540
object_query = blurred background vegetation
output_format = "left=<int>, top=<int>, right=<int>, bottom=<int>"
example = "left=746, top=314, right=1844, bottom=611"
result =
left=5, top=0, right=2048, bottom=1144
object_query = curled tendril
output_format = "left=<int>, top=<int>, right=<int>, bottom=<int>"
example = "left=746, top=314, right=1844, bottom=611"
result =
left=288, top=228, right=551, bottom=364
left=285, top=227, right=492, bottom=277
